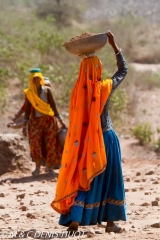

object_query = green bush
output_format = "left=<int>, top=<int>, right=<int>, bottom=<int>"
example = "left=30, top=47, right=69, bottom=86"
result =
left=153, top=137, right=160, bottom=153
left=132, top=123, right=153, bottom=145
left=153, top=127, right=160, bottom=153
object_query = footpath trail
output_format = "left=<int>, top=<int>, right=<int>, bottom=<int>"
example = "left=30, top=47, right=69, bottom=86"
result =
left=0, top=63, right=160, bottom=239
left=0, top=158, right=160, bottom=240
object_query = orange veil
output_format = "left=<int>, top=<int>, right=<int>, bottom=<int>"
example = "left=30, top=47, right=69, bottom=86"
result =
left=51, top=56, right=112, bottom=214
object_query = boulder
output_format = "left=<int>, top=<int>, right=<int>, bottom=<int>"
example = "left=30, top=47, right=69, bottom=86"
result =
left=0, top=133, right=29, bottom=175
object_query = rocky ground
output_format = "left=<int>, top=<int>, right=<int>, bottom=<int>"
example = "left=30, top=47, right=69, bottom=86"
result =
left=0, top=156, right=159, bottom=240
left=0, top=63, right=160, bottom=240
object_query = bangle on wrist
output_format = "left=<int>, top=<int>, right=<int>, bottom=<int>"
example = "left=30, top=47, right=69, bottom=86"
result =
left=23, top=119, right=28, bottom=123
left=57, top=114, right=63, bottom=120
left=114, top=48, right=122, bottom=56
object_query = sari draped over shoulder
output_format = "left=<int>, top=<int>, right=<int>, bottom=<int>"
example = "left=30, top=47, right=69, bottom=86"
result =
left=51, top=56, right=112, bottom=214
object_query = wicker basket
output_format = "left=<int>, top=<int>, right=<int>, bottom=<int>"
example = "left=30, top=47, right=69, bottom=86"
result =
left=63, top=32, right=107, bottom=56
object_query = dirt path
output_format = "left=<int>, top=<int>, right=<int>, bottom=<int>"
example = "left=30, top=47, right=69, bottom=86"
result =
left=0, top=159, right=160, bottom=240
left=0, top=64, right=160, bottom=239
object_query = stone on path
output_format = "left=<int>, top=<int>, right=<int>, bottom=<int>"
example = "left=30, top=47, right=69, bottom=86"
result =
left=0, top=133, right=29, bottom=175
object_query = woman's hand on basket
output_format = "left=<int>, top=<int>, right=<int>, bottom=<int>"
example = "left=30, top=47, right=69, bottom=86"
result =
left=107, top=30, right=115, bottom=46
left=107, top=30, right=120, bottom=53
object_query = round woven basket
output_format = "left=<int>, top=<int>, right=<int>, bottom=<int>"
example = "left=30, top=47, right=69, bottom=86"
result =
left=63, top=32, right=107, bottom=56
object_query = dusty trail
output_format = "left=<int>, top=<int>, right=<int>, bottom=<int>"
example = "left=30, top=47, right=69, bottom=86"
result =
left=0, top=63, right=160, bottom=239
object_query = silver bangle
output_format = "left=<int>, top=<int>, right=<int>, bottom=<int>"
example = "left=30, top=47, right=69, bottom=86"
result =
left=23, top=119, right=28, bottom=123
left=114, top=48, right=122, bottom=56
left=57, top=115, right=63, bottom=120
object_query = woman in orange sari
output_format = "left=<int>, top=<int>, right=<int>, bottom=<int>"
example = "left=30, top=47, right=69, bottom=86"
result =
left=51, top=31, right=128, bottom=233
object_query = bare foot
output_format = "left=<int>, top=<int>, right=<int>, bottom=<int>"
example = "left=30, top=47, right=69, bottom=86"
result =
left=106, top=222, right=124, bottom=233
left=67, top=221, right=79, bottom=231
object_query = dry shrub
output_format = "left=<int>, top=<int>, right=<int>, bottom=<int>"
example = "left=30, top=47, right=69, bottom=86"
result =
left=120, top=67, right=160, bottom=118
left=95, top=16, right=160, bottom=63
left=128, top=68, right=160, bottom=90
left=35, top=0, right=82, bottom=26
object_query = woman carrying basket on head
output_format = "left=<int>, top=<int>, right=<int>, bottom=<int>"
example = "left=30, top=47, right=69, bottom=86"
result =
left=51, top=31, right=128, bottom=233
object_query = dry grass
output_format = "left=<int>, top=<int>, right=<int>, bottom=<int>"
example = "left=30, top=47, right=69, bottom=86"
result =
left=94, top=16, right=160, bottom=63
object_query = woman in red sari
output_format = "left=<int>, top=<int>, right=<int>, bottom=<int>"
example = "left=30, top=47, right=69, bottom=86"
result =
left=22, top=69, right=66, bottom=176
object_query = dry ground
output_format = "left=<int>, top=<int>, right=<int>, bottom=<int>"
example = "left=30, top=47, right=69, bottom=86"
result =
left=0, top=158, right=159, bottom=240
left=0, top=63, right=160, bottom=240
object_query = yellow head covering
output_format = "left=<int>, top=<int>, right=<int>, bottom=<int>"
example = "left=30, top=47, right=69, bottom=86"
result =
left=24, top=72, right=54, bottom=116
left=51, top=56, right=112, bottom=214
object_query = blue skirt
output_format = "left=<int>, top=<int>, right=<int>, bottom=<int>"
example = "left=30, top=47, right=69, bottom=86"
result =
left=59, top=130, right=127, bottom=226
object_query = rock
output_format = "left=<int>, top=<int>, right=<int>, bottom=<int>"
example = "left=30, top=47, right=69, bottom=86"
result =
left=16, top=193, right=25, bottom=199
left=29, top=200, right=34, bottom=206
left=125, top=188, right=130, bottom=192
left=151, top=201, right=159, bottom=206
left=20, top=206, right=28, bottom=211
left=0, top=205, right=5, bottom=209
left=26, top=213, right=36, bottom=219
left=155, top=197, right=160, bottom=201
left=41, top=180, right=46, bottom=183
left=145, top=170, right=154, bottom=175
left=0, top=133, right=29, bottom=175
left=136, top=172, right=141, bottom=176
left=126, top=177, right=131, bottom=182
left=141, top=202, right=149, bottom=206
left=87, top=229, right=95, bottom=238
left=1, top=214, right=10, bottom=218
left=130, top=203, right=135, bottom=206
left=127, top=211, right=132, bottom=215
left=142, top=179, right=146, bottom=182
left=134, top=179, right=140, bottom=182
left=51, top=177, right=58, bottom=182
left=6, top=180, right=11, bottom=185
left=0, top=193, right=5, bottom=197
left=144, top=191, right=151, bottom=195
left=150, top=222, right=160, bottom=228
left=152, top=181, right=159, bottom=184
left=135, top=211, right=140, bottom=215
left=132, top=188, right=137, bottom=192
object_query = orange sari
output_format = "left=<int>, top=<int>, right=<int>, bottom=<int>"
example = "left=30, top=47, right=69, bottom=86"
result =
left=51, top=56, right=112, bottom=214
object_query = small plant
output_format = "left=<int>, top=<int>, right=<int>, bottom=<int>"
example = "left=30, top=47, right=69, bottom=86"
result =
left=153, top=137, right=160, bottom=153
left=132, top=123, right=153, bottom=145
left=0, top=84, right=7, bottom=110
left=157, top=127, right=160, bottom=134
left=142, top=109, right=147, bottom=114
left=153, top=127, right=160, bottom=153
